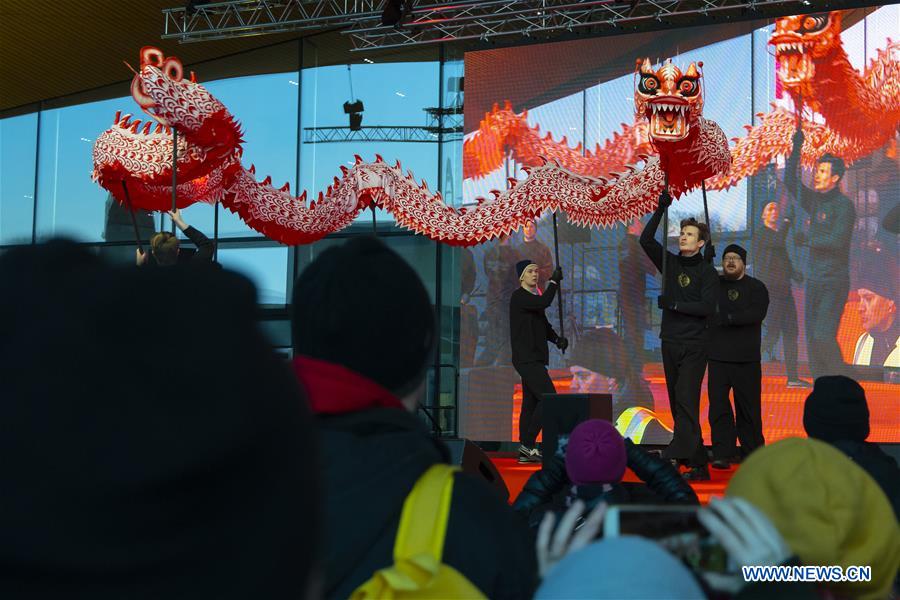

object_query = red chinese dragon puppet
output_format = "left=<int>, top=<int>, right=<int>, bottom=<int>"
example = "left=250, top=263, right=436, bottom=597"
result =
left=93, top=48, right=729, bottom=245
left=464, top=11, right=899, bottom=188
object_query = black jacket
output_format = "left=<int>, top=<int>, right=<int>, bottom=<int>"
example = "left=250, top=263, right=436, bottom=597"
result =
left=829, top=439, right=900, bottom=520
left=510, top=284, right=560, bottom=365
left=752, top=226, right=796, bottom=297
left=785, top=135, right=855, bottom=285
left=317, top=408, right=537, bottom=599
left=641, top=208, right=719, bottom=345
left=709, top=275, right=769, bottom=363
left=512, top=439, right=699, bottom=528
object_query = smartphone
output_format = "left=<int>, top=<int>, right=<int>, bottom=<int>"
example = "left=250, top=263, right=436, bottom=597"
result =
left=603, top=504, right=733, bottom=574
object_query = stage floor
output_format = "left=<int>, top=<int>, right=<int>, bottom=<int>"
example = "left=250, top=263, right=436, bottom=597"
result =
left=490, top=456, right=734, bottom=506
left=509, top=362, right=899, bottom=445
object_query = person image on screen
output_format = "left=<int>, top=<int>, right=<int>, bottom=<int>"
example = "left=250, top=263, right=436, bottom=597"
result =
left=478, top=235, right=522, bottom=366
left=566, top=328, right=673, bottom=445
left=785, top=127, right=856, bottom=379
left=518, top=219, right=554, bottom=292
left=754, top=201, right=808, bottom=387
left=619, top=219, right=656, bottom=366
left=641, top=191, right=719, bottom=480
left=852, top=257, right=899, bottom=368
left=708, top=245, right=769, bottom=469
left=510, top=260, right=567, bottom=463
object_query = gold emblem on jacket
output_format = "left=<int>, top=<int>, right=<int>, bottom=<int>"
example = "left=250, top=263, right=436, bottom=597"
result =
left=728, top=289, right=739, bottom=301
left=678, top=273, right=691, bottom=288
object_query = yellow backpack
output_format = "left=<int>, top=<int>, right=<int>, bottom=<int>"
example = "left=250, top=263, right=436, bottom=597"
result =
left=351, top=464, right=487, bottom=599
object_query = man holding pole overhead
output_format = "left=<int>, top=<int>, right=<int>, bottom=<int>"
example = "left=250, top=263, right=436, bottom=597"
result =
left=641, top=190, right=718, bottom=480
left=510, top=260, right=566, bottom=463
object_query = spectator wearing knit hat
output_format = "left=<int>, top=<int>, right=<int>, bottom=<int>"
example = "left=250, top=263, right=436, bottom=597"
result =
left=708, top=243, right=770, bottom=469
left=291, top=236, right=537, bottom=599
left=803, top=375, right=900, bottom=519
left=512, top=420, right=697, bottom=528
left=510, top=259, right=566, bottom=463
left=0, top=241, right=318, bottom=599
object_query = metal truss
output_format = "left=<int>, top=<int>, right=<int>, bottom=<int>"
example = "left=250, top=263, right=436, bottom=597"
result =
left=302, top=124, right=462, bottom=143
left=163, top=0, right=853, bottom=49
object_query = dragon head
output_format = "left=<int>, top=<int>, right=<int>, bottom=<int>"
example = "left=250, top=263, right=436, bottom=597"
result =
left=130, top=46, right=242, bottom=153
left=634, top=58, right=703, bottom=143
left=770, top=12, right=842, bottom=93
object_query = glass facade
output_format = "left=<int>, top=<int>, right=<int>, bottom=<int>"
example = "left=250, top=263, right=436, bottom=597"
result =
left=3, top=8, right=898, bottom=443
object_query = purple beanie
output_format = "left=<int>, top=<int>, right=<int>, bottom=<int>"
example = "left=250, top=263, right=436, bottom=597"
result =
left=565, top=419, right=627, bottom=485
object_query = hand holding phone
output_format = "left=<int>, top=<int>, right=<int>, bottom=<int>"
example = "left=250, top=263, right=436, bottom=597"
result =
left=697, top=497, right=792, bottom=593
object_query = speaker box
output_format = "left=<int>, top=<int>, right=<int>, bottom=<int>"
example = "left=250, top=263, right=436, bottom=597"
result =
left=541, top=393, right=613, bottom=466
left=444, top=438, right=509, bottom=503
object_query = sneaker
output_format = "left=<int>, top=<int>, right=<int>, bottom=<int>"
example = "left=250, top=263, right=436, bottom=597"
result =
left=786, top=379, right=812, bottom=388
left=710, top=459, right=732, bottom=470
left=682, top=466, right=711, bottom=481
left=518, top=445, right=541, bottom=464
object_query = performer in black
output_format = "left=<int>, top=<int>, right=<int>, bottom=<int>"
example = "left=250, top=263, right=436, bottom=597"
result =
left=136, top=209, right=214, bottom=267
left=510, top=260, right=566, bottom=463
left=708, top=244, right=769, bottom=469
left=785, top=128, right=855, bottom=379
left=641, top=191, right=718, bottom=480
left=753, top=201, right=806, bottom=387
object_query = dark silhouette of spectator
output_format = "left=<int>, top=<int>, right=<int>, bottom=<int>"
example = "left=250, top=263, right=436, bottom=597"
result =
left=727, top=437, right=900, bottom=600
left=0, top=240, right=318, bottom=599
left=803, top=375, right=900, bottom=519
left=291, top=236, right=537, bottom=599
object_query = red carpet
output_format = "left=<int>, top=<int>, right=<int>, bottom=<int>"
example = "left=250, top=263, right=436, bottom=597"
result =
left=490, top=455, right=734, bottom=505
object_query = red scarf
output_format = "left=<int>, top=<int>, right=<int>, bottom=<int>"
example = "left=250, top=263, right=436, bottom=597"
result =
left=292, top=355, right=404, bottom=414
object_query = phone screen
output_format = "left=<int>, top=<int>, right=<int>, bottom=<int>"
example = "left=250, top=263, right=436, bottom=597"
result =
left=604, top=506, right=732, bottom=574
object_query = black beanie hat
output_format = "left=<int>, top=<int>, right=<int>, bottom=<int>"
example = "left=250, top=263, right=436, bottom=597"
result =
left=723, top=243, right=747, bottom=264
left=0, top=240, right=318, bottom=598
left=516, top=259, right=535, bottom=280
left=292, top=236, right=435, bottom=397
left=803, top=375, right=870, bottom=442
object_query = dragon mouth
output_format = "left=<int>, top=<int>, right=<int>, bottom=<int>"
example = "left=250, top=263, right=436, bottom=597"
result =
left=772, top=39, right=815, bottom=85
left=648, top=100, right=690, bottom=141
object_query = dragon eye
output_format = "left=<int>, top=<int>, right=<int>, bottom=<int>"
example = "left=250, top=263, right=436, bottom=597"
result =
left=639, top=75, right=659, bottom=95
left=801, top=14, right=828, bottom=33
left=162, top=57, right=184, bottom=82
left=678, top=78, right=698, bottom=97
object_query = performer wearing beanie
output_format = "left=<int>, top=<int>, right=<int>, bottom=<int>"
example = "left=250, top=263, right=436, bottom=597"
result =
left=708, top=244, right=769, bottom=469
left=641, top=191, right=719, bottom=480
left=510, top=260, right=567, bottom=463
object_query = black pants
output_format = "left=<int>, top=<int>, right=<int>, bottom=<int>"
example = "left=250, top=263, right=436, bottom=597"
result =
left=763, top=291, right=799, bottom=380
left=805, top=279, right=849, bottom=380
left=513, top=361, right=556, bottom=448
left=708, top=360, right=764, bottom=460
left=660, top=342, right=708, bottom=466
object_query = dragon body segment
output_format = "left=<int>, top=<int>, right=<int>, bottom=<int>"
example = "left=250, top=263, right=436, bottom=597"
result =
left=461, top=10, right=898, bottom=191
left=93, top=50, right=729, bottom=245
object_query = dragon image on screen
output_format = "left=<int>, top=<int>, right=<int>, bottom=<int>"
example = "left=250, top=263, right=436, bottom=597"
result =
left=457, top=7, right=899, bottom=444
